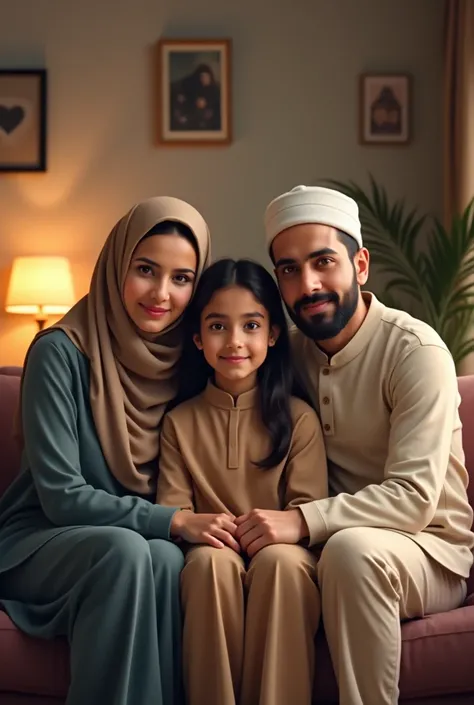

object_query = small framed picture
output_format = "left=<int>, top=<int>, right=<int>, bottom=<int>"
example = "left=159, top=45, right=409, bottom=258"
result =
left=157, top=39, right=232, bottom=146
left=0, top=69, right=47, bottom=171
left=359, top=74, right=411, bottom=145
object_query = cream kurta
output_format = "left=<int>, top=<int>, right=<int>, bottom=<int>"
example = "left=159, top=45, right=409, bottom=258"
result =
left=157, top=381, right=328, bottom=514
left=291, top=292, right=474, bottom=578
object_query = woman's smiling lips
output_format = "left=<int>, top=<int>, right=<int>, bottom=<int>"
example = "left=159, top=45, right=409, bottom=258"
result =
left=140, top=304, right=170, bottom=318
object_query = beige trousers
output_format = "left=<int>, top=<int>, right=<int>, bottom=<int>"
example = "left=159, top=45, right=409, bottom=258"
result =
left=318, top=527, right=467, bottom=705
left=181, top=543, right=320, bottom=705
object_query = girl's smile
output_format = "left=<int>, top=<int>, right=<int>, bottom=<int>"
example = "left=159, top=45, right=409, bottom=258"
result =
left=219, top=355, right=250, bottom=363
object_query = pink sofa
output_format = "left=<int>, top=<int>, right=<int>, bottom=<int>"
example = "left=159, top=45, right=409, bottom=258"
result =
left=1, top=365, right=474, bottom=704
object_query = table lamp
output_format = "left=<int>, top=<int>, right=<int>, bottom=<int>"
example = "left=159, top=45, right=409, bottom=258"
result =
left=5, top=256, right=75, bottom=330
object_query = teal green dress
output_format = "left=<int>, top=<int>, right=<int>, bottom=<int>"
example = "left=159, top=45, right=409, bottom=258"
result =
left=0, top=330, right=184, bottom=705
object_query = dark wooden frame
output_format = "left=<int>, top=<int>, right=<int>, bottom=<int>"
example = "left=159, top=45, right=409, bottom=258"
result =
left=359, top=73, right=411, bottom=146
left=157, top=39, right=232, bottom=146
left=0, top=69, right=47, bottom=172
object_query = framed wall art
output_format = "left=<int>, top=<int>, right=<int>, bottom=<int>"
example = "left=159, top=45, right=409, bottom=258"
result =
left=157, top=39, right=232, bottom=146
left=359, top=73, right=411, bottom=145
left=0, top=69, right=47, bottom=171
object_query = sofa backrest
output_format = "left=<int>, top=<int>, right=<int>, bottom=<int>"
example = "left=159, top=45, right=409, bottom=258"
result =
left=0, top=367, right=22, bottom=497
left=2, top=369, right=474, bottom=509
left=458, top=376, right=474, bottom=510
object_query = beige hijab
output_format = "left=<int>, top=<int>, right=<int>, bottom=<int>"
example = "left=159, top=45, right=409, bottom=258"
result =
left=19, top=196, right=211, bottom=494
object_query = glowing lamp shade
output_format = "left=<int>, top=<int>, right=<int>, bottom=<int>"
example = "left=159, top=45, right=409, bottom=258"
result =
left=6, top=256, right=75, bottom=330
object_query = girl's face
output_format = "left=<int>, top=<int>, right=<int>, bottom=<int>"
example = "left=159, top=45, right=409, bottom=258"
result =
left=194, top=285, right=278, bottom=396
left=123, top=233, right=197, bottom=334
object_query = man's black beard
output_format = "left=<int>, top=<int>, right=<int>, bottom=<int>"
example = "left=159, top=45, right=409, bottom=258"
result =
left=287, top=274, right=359, bottom=341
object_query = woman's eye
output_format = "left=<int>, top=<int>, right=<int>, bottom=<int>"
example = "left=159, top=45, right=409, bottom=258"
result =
left=209, top=323, right=224, bottom=331
left=173, top=274, right=192, bottom=285
left=245, top=322, right=260, bottom=330
left=138, top=265, right=153, bottom=275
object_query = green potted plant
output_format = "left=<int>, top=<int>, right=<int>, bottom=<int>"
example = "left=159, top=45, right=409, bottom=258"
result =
left=326, top=176, right=474, bottom=367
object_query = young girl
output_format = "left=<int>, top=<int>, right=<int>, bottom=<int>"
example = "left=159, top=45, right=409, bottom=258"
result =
left=156, top=258, right=328, bottom=705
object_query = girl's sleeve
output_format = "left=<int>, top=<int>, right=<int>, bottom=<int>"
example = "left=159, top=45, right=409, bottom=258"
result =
left=156, top=414, right=195, bottom=511
left=284, top=404, right=328, bottom=510
left=22, top=336, right=177, bottom=539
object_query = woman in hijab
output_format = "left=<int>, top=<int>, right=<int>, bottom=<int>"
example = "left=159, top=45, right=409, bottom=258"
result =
left=0, top=196, right=211, bottom=705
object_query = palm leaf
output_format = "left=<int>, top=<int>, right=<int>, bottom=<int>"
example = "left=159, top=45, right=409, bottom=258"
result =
left=326, top=176, right=437, bottom=325
left=323, top=176, right=474, bottom=367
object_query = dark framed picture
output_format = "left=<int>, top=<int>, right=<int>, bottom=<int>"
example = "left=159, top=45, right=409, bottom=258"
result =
left=157, top=39, right=232, bottom=146
left=0, top=69, right=47, bottom=171
left=359, top=74, right=411, bottom=145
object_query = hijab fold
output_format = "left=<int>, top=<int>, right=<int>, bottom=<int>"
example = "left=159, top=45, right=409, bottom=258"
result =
left=18, top=197, right=211, bottom=494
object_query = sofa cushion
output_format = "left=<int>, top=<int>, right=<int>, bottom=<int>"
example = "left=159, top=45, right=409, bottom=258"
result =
left=0, top=611, right=69, bottom=698
left=2, top=606, right=474, bottom=703
left=400, top=605, right=474, bottom=698
left=313, top=605, right=474, bottom=703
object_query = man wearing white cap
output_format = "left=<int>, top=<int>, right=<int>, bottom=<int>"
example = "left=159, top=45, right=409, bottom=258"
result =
left=235, top=185, right=474, bottom=705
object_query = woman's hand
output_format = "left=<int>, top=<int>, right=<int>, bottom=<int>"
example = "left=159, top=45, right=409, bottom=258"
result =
left=170, top=511, right=240, bottom=552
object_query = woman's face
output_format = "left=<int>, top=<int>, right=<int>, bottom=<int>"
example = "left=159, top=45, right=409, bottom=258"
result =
left=123, top=233, right=198, bottom=334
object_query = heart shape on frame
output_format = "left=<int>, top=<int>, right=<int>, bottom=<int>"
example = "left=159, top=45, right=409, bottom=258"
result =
left=0, top=105, right=25, bottom=135
left=0, top=98, right=33, bottom=146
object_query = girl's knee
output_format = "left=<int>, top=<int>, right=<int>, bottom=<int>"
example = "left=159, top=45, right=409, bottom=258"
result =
left=248, top=544, right=316, bottom=583
left=182, top=546, right=244, bottom=586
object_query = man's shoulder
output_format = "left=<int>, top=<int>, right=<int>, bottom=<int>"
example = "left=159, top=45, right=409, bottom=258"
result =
left=379, top=304, right=448, bottom=352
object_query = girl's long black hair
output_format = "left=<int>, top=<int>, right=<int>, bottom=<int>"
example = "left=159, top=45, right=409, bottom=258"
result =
left=175, top=258, right=294, bottom=469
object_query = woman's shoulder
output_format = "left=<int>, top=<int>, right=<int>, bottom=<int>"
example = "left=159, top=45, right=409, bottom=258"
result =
left=27, top=330, right=86, bottom=374
left=32, top=329, right=80, bottom=354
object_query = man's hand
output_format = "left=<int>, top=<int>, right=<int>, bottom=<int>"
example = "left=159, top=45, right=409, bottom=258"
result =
left=170, top=511, right=240, bottom=552
left=234, top=508, right=309, bottom=558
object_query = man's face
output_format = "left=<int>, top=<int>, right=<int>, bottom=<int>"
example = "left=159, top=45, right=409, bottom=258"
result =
left=272, top=224, right=369, bottom=340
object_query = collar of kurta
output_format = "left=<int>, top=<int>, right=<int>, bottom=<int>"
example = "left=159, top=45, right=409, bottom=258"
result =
left=204, top=380, right=259, bottom=409
left=302, top=291, right=385, bottom=368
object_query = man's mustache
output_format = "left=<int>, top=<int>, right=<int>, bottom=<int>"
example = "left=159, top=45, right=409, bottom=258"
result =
left=294, top=292, right=339, bottom=315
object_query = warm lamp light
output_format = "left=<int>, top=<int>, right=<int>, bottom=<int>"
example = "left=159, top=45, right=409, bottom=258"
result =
left=6, top=256, right=75, bottom=330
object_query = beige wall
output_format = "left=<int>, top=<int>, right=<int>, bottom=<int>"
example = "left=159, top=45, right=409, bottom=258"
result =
left=0, top=0, right=444, bottom=365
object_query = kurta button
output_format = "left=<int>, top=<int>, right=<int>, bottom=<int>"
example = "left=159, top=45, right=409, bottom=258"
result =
left=322, top=368, right=330, bottom=376
left=322, top=396, right=330, bottom=405
left=324, top=424, right=331, bottom=432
